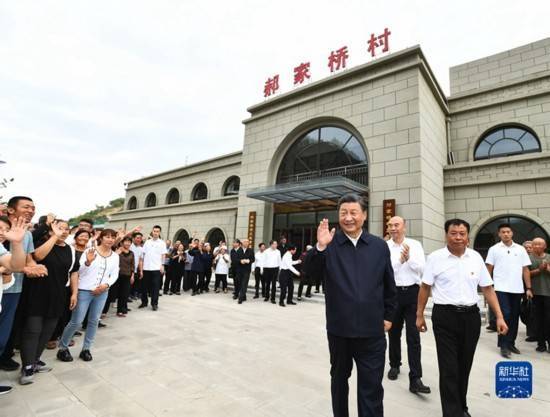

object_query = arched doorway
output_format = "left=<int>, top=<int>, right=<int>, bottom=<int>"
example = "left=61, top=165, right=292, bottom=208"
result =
left=473, top=215, right=550, bottom=259
left=272, top=125, right=368, bottom=250
left=206, top=227, right=226, bottom=248
left=173, top=229, right=190, bottom=245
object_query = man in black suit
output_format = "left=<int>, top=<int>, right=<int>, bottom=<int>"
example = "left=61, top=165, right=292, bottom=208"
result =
left=236, top=239, right=255, bottom=304
left=311, top=193, right=397, bottom=417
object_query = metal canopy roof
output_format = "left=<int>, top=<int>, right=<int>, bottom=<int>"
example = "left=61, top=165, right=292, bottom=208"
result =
left=247, top=176, right=368, bottom=204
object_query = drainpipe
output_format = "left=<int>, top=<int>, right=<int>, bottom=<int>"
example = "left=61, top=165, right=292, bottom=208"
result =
left=446, top=116, right=454, bottom=164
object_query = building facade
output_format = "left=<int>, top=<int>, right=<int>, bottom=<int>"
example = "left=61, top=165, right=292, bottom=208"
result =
left=109, top=38, right=550, bottom=255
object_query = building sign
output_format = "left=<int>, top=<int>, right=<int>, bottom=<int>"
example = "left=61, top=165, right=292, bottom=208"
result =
left=264, top=28, right=392, bottom=97
left=247, top=211, right=257, bottom=247
left=495, top=361, right=532, bottom=399
left=383, top=199, right=396, bottom=235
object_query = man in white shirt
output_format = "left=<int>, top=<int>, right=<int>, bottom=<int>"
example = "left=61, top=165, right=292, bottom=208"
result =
left=386, top=216, right=430, bottom=394
left=138, top=226, right=166, bottom=311
left=263, top=240, right=282, bottom=303
left=417, top=219, right=507, bottom=417
left=130, top=232, right=144, bottom=300
left=485, top=223, right=533, bottom=358
left=253, top=243, right=266, bottom=299
left=278, top=245, right=300, bottom=306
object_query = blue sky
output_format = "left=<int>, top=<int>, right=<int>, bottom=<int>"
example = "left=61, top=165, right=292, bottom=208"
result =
left=1, top=0, right=550, bottom=219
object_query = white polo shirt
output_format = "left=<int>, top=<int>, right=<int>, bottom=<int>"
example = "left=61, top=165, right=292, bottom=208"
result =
left=485, top=241, right=531, bottom=294
left=142, top=238, right=166, bottom=271
left=387, top=237, right=425, bottom=286
left=263, top=248, right=281, bottom=268
left=130, top=243, right=144, bottom=272
left=422, top=247, right=493, bottom=306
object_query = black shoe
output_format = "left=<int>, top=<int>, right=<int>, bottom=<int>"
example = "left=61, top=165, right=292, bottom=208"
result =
left=232, top=295, right=238, bottom=300
left=536, top=345, right=546, bottom=352
left=388, top=367, right=400, bottom=380
left=163, top=291, right=169, bottom=295
left=525, top=336, right=537, bottom=342
left=0, top=385, right=12, bottom=395
left=297, top=297, right=302, bottom=301
left=138, top=304, right=147, bottom=309
left=305, top=294, right=312, bottom=298
left=287, top=301, right=296, bottom=305
left=0, top=358, right=20, bottom=372
left=56, top=349, right=73, bottom=362
left=314, top=290, right=320, bottom=293
left=74, top=331, right=83, bottom=336
left=264, top=298, right=269, bottom=302
left=152, top=305, right=158, bottom=311
left=464, top=411, right=472, bottom=417
left=510, top=346, right=521, bottom=354
left=238, top=300, right=243, bottom=304
left=409, top=378, right=431, bottom=394
left=486, top=325, right=497, bottom=332
left=98, top=322, right=107, bottom=328
left=279, top=302, right=286, bottom=307
left=253, top=294, right=259, bottom=299
left=79, top=350, right=93, bottom=362
left=271, top=300, right=276, bottom=304
left=127, top=308, right=132, bottom=312
left=500, top=348, right=511, bottom=359
left=159, top=293, right=163, bottom=296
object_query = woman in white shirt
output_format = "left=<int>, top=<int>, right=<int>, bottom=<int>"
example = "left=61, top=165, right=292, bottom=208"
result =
left=214, top=246, right=231, bottom=293
left=57, top=229, right=119, bottom=363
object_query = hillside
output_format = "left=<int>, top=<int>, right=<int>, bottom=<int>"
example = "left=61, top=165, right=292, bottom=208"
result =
left=68, top=198, right=124, bottom=226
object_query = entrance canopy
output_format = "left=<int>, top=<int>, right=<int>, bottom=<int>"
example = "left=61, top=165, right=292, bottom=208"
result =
left=247, top=176, right=368, bottom=205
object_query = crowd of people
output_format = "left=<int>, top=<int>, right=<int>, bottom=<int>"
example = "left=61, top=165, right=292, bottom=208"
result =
left=0, top=195, right=325, bottom=395
left=0, top=192, right=549, bottom=417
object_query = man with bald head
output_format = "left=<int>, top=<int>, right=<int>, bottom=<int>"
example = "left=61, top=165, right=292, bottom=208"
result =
left=386, top=216, right=430, bottom=394
left=528, top=237, right=550, bottom=352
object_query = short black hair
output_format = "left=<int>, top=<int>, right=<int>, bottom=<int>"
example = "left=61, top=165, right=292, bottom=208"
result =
left=444, top=218, right=470, bottom=234
left=498, top=223, right=512, bottom=231
left=258, top=242, right=265, bottom=248
left=337, top=193, right=368, bottom=213
left=7, top=196, right=33, bottom=209
left=0, top=215, right=11, bottom=228
left=74, top=229, right=91, bottom=240
left=132, top=232, right=143, bottom=238
left=79, top=218, right=94, bottom=226
left=288, top=244, right=297, bottom=251
left=269, top=240, right=276, bottom=245
left=153, top=225, right=162, bottom=230
left=121, top=236, right=132, bottom=244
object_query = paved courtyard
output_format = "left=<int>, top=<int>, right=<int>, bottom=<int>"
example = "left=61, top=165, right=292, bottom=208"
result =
left=1, top=290, right=549, bottom=417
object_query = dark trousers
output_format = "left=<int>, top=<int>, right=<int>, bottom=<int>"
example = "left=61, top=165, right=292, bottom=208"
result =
left=534, top=295, right=550, bottom=347
left=432, top=305, right=480, bottom=417
left=388, top=284, right=422, bottom=380
left=141, top=270, right=161, bottom=307
left=496, top=291, right=522, bottom=349
left=183, top=270, right=192, bottom=291
left=254, top=267, right=263, bottom=296
left=20, top=316, right=58, bottom=368
left=298, top=279, right=312, bottom=298
left=279, top=270, right=294, bottom=304
left=315, top=274, right=325, bottom=293
left=233, top=270, right=241, bottom=297
left=264, top=267, right=279, bottom=301
left=215, top=273, right=227, bottom=290
left=51, top=288, right=73, bottom=340
left=189, top=271, right=199, bottom=293
left=116, top=274, right=132, bottom=313
left=0, top=293, right=23, bottom=362
left=130, top=271, right=141, bottom=297
left=162, top=265, right=172, bottom=293
left=197, top=271, right=206, bottom=293
left=238, top=270, right=251, bottom=302
left=327, top=333, right=386, bottom=417
left=170, top=271, right=183, bottom=293
left=204, top=270, right=212, bottom=291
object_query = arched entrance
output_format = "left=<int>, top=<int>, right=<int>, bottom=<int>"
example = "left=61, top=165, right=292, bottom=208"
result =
left=473, top=215, right=550, bottom=259
left=173, top=229, right=190, bottom=245
left=206, top=227, right=226, bottom=248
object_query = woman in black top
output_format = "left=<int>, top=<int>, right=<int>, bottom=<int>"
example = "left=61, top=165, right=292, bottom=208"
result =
left=169, top=243, right=186, bottom=295
left=19, top=220, right=78, bottom=385
left=201, top=243, right=214, bottom=292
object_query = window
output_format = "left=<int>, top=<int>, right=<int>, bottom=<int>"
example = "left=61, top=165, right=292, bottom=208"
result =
left=127, top=196, right=137, bottom=210
left=192, top=183, right=208, bottom=201
left=223, top=176, right=240, bottom=196
left=145, top=192, right=157, bottom=207
left=474, top=125, right=541, bottom=160
left=166, top=188, right=180, bottom=204
left=277, top=126, right=368, bottom=184
left=473, top=215, right=549, bottom=259
left=206, top=227, right=225, bottom=248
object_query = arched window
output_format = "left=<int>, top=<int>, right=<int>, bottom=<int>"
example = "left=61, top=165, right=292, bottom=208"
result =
left=223, top=176, right=240, bottom=196
left=166, top=188, right=180, bottom=205
left=173, top=229, right=190, bottom=245
left=192, top=183, right=208, bottom=201
left=127, top=196, right=138, bottom=210
left=277, top=126, right=368, bottom=184
left=474, top=125, right=541, bottom=160
left=145, top=192, right=157, bottom=208
left=473, top=215, right=549, bottom=259
left=206, top=227, right=226, bottom=248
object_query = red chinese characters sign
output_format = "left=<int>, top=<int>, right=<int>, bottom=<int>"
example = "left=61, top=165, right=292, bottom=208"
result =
left=383, top=199, right=396, bottom=237
left=263, top=28, right=392, bottom=97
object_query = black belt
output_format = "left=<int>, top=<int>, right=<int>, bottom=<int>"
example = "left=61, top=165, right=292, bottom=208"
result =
left=434, top=304, right=479, bottom=313
left=396, top=284, right=419, bottom=291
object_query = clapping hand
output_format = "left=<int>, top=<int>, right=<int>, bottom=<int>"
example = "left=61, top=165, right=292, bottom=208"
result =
left=86, top=249, right=97, bottom=265
left=51, top=220, right=66, bottom=239
left=3, top=217, right=27, bottom=244
left=23, top=264, right=48, bottom=278
left=317, top=219, right=336, bottom=251
left=400, top=244, right=410, bottom=264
